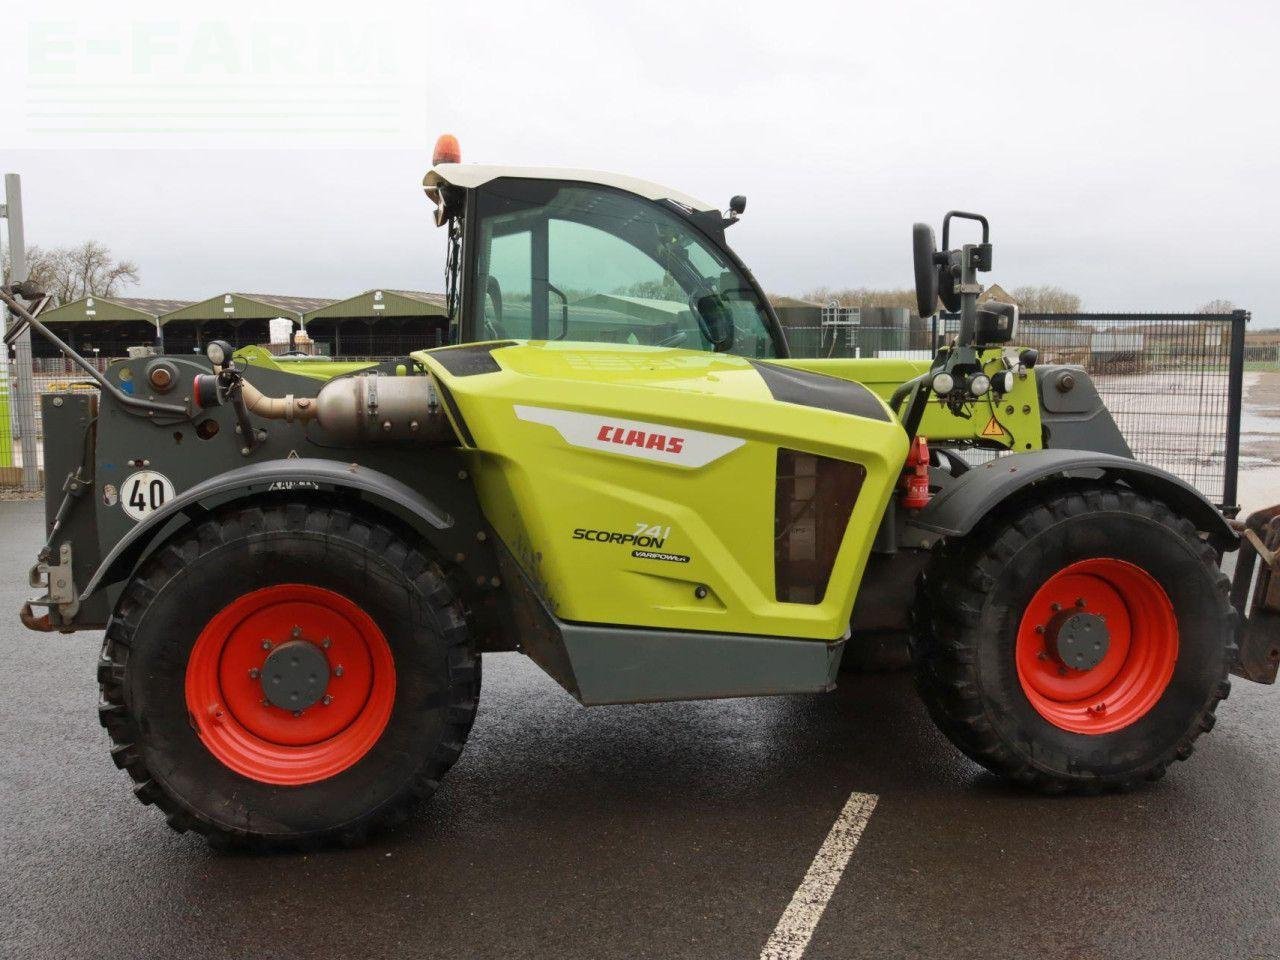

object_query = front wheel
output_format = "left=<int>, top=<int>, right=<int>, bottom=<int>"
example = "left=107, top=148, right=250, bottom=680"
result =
left=911, top=484, right=1237, bottom=792
left=98, top=501, right=480, bottom=849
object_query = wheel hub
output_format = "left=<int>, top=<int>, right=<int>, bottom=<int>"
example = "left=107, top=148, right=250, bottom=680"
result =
left=185, top=584, right=396, bottom=785
left=1015, top=558, right=1178, bottom=735
left=1044, top=610, right=1110, bottom=671
left=260, top=638, right=330, bottom=711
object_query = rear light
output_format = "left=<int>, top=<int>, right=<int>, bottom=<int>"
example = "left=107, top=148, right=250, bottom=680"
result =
left=191, top=374, right=222, bottom=410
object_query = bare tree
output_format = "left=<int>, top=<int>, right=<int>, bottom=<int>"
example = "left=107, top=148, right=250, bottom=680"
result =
left=1009, top=285, right=1082, bottom=313
left=799, top=287, right=919, bottom=311
left=1197, top=298, right=1236, bottom=314
left=2, top=240, right=139, bottom=305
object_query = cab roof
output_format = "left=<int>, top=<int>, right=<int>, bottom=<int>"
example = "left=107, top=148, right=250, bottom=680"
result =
left=423, top=162, right=718, bottom=213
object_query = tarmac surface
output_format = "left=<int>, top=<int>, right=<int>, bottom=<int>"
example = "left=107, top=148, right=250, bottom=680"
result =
left=2, top=496, right=1279, bottom=960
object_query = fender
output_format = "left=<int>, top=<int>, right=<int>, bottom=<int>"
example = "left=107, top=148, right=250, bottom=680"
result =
left=82, top=457, right=489, bottom=602
left=907, top=449, right=1236, bottom=551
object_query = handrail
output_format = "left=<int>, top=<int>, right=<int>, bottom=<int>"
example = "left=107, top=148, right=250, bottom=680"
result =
left=0, top=285, right=188, bottom=418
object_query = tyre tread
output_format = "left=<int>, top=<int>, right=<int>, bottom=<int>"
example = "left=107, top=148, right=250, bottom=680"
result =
left=98, top=501, right=481, bottom=850
left=909, top=483, right=1238, bottom=793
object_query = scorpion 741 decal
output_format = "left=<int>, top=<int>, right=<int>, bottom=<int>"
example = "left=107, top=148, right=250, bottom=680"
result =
left=572, top=522, right=691, bottom=563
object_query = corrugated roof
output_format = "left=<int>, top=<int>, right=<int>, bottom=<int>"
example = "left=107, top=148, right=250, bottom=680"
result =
left=106, top=296, right=195, bottom=315
left=302, top=289, right=449, bottom=321
left=234, top=293, right=337, bottom=314
left=386, top=290, right=447, bottom=307
left=161, top=293, right=339, bottom=323
left=38, top=295, right=195, bottom=324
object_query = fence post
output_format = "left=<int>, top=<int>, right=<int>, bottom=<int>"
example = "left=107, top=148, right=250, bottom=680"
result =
left=1222, top=309, right=1248, bottom=515
left=3, top=174, right=40, bottom=492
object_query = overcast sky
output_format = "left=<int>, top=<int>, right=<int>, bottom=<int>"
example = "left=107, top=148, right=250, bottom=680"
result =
left=5, top=0, right=1279, bottom=322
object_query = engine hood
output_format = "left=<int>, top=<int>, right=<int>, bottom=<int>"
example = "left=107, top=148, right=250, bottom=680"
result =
left=419, top=340, right=892, bottom=418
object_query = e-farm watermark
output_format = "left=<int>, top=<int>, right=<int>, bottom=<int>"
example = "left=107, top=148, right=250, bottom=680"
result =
left=6, top=9, right=429, bottom=149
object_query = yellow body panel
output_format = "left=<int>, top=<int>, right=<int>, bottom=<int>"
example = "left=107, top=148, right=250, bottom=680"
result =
left=418, top=341, right=909, bottom=641
left=778, top=351, right=1043, bottom=452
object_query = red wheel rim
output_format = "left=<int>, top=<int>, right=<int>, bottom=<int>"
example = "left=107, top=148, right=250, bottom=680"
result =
left=1015, top=558, right=1177, bottom=735
left=185, top=584, right=396, bottom=786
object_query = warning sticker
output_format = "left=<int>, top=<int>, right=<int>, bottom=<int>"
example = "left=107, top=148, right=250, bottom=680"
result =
left=981, top=416, right=1007, bottom=438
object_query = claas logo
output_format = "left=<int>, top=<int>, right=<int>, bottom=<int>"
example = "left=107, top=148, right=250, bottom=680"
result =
left=595, top=424, right=685, bottom=454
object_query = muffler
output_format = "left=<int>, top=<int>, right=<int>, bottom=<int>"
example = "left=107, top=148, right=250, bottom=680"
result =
left=195, top=371, right=457, bottom=445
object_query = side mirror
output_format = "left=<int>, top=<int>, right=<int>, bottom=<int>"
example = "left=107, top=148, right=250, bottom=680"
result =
left=691, top=294, right=736, bottom=352
left=912, top=223, right=939, bottom=317
left=723, top=195, right=747, bottom=229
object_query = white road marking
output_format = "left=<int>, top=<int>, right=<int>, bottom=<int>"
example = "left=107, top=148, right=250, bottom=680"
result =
left=759, top=791, right=879, bottom=960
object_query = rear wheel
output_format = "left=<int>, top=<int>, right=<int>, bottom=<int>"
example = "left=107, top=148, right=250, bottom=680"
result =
left=98, top=501, right=480, bottom=849
left=910, top=484, right=1237, bottom=791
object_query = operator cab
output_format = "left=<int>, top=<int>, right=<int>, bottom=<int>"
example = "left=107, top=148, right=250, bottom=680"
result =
left=424, top=136, right=787, bottom=358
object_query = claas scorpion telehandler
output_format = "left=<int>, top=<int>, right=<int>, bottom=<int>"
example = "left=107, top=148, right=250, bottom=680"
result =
left=2, top=135, right=1276, bottom=849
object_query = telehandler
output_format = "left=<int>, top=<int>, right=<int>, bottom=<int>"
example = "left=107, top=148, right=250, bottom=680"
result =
left=3, top=135, right=1277, bottom=849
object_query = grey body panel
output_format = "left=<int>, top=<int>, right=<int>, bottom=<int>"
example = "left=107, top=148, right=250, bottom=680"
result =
left=1036, top=365, right=1133, bottom=458
left=58, top=356, right=502, bottom=632
left=495, top=536, right=843, bottom=705
left=907, top=448, right=1236, bottom=549
left=39, top=393, right=111, bottom=625
left=84, top=457, right=453, bottom=600
left=562, top=624, right=844, bottom=705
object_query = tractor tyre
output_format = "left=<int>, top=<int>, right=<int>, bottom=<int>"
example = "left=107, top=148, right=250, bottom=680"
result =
left=838, top=634, right=912, bottom=673
left=910, top=483, right=1237, bottom=792
left=97, top=500, right=480, bottom=849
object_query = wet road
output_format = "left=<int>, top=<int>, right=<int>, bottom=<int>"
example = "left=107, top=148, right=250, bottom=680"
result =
left=2, top=498, right=1278, bottom=960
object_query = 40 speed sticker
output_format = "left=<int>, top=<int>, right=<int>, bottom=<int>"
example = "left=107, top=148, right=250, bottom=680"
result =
left=120, top=470, right=175, bottom=522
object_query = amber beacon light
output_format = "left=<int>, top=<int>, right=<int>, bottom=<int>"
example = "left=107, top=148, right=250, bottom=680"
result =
left=433, top=133, right=462, bottom=165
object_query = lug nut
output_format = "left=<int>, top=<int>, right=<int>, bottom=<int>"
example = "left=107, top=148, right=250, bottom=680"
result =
left=291, top=625, right=302, bottom=638
left=321, top=636, right=331, bottom=649
left=248, top=667, right=260, bottom=679
left=322, top=695, right=332, bottom=706
left=334, top=665, right=345, bottom=677
left=261, top=639, right=273, bottom=650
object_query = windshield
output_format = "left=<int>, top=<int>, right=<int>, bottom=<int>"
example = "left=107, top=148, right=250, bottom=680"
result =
left=468, top=179, right=780, bottom=357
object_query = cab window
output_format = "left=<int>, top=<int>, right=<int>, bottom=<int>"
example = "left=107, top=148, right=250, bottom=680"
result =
left=470, top=180, right=779, bottom=357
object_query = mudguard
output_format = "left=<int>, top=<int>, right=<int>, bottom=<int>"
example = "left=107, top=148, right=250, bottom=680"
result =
left=907, top=449, right=1236, bottom=550
left=82, top=457, right=486, bottom=602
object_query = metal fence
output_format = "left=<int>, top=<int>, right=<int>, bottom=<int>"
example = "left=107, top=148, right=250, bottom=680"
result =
left=782, top=311, right=1250, bottom=509
left=4, top=312, right=1252, bottom=508
left=1245, top=343, right=1280, bottom=365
